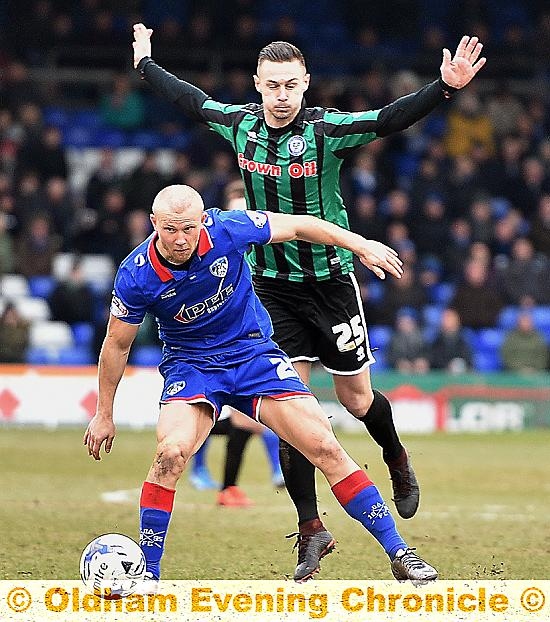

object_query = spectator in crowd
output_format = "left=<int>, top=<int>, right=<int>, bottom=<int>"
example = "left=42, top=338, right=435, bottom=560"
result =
left=15, top=213, right=60, bottom=279
left=100, top=73, right=145, bottom=130
left=429, top=308, right=472, bottom=373
left=450, top=259, right=503, bottom=329
left=0, top=302, right=30, bottom=363
left=500, top=312, right=548, bottom=373
left=380, top=266, right=427, bottom=326
left=0, top=213, right=14, bottom=275
left=444, top=90, right=495, bottom=158
left=445, top=218, right=472, bottom=282
left=123, top=150, right=165, bottom=213
left=43, top=177, right=76, bottom=245
left=387, top=308, right=429, bottom=374
left=48, top=258, right=95, bottom=326
left=468, top=195, right=494, bottom=245
left=85, top=148, right=123, bottom=212
left=16, top=125, right=68, bottom=183
left=495, top=237, right=550, bottom=306
left=411, top=193, right=449, bottom=259
left=530, top=193, right=550, bottom=256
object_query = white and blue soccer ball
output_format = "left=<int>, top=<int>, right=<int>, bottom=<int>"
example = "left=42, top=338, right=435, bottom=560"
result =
left=80, top=533, right=146, bottom=599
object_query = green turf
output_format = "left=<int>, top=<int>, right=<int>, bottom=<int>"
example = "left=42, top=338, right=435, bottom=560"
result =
left=1, top=427, right=549, bottom=580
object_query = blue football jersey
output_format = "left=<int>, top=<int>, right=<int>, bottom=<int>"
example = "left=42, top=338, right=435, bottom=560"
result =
left=111, top=208, right=274, bottom=357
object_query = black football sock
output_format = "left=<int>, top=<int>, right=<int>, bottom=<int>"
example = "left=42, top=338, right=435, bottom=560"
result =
left=279, top=438, right=320, bottom=525
left=222, top=427, right=253, bottom=489
left=357, top=390, right=403, bottom=463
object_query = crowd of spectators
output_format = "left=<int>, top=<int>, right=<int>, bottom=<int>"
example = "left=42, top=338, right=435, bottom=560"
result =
left=0, top=1, right=549, bottom=372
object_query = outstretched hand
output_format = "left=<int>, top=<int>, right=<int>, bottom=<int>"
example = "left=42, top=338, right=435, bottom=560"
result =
left=440, top=35, right=486, bottom=89
left=358, top=241, right=403, bottom=281
left=133, top=23, right=153, bottom=69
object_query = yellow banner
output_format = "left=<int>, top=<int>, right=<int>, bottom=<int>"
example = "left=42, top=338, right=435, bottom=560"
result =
left=1, top=580, right=549, bottom=621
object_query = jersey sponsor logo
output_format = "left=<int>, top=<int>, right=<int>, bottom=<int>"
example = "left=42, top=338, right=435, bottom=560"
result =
left=174, top=283, right=235, bottom=323
left=246, top=211, right=268, bottom=228
left=110, top=295, right=128, bottom=317
left=288, top=134, right=307, bottom=157
left=209, top=256, right=228, bottom=278
left=134, top=253, right=146, bottom=266
left=238, top=153, right=317, bottom=178
left=246, top=130, right=258, bottom=142
left=166, top=380, right=186, bottom=395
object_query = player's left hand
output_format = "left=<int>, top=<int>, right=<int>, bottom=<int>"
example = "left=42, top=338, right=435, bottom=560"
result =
left=440, top=35, right=486, bottom=89
left=358, top=241, right=403, bottom=280
left=133, top=23, right=153, bottom=69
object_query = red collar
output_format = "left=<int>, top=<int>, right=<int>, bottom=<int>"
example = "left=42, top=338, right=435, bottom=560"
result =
left=147, top=228, right=214, bottom=282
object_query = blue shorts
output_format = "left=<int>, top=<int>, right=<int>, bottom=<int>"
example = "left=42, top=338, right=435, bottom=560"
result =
left=158, top=339, right=312, bottom=420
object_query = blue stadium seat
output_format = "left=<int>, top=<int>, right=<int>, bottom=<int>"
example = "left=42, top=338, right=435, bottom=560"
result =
left=72, top=322, right=94, bottom=347
left=43, top=106, right=70, bottom=129
left=62, top=126, right=96, bottom=148
left=130, top=345, right=162, bottom=366
left=430, top=282, right=456, bottom=305
left=423, top=305, right=445, bottom=328
left=366, top=281, right=385, bottom=305
left=25, top=347, right=54, bottom=365
left=497, top=306, right=519, bottom=330
left=532, top=306, right=550, bottom=331
left=57, top=346, right=95, bottom=365
left=129, top=131, right=164, bottom=150
left=72, top=109, right=103, bottom=129
left=93, top=128, right=126, bottom=148
left=28, top=275, right=56, bottom=300
left=165, top=131, right=191, bottom=150
left=372, top=350, right=388, bottom=370
left=368, top=325, right=392, bottom=350
left=473, top=350, right=501, bottom=372
left=475, top=328, right=506, bottom=350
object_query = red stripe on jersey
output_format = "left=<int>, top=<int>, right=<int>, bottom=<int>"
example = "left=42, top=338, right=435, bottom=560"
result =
left=197, top=226, right=214, bottom=257
left=140, top=481, right=175, bottom=512
left=331, top=470, right=373, bottom=506
left=147, top=234, right=174, bottom=282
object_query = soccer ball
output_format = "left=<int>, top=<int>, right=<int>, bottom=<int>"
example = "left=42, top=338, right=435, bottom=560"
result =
left=80, top=533, right=146, bottom=599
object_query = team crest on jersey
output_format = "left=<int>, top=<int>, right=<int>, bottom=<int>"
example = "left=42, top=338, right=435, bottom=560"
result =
left=288, top=135, right=307, bottom=157
left=247, top=211, right=268, bottom=228
left=166, top=381, right=186, bottom=396
left=134, top=253, right=146, bottom=267
left=209, top=256, right=228, bottom=278
left=110, top=295, right=128, bottom=317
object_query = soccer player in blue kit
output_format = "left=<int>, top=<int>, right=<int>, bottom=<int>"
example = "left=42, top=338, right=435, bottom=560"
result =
left=84, top=184, right=437, bottom=584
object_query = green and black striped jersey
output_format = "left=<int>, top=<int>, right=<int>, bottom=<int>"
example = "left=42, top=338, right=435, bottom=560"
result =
left=139, top=58, right=449, bottom=282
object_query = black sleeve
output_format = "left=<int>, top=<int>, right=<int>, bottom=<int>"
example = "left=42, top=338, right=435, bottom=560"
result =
left=376, top=78, right=456, bottom=138
left=137, top=57, right=209, bottom=122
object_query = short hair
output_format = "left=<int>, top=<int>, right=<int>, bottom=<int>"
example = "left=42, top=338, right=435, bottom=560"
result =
left=257, top=41, right=305, bottom=68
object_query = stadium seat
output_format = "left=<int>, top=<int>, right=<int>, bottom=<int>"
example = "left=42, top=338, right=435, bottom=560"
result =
left=422, top=305, right=445, bottom=328
left=430, top=282, right=456, bottom=305
left=129, top=130, right=164, bottom=150
left=474, top=328, right=506, bottom=351
left=165, top=131, right=191, bottom=150
left=72, top=322, right=95, bottom=347
left=25, top=346, right=55, bottom=365
left=365, top=281, right=385, bottom=305
left=80, top=254, right=116, bottom=294
left=43, top=106, right=70, bottom=128
left=1, top=274, right=30, bottom=298
left=30, top=321, right=74, bottom=349
left=57, top=346, right=95, bottom=365
left=473, top=350, right=501, bottom=372
left=52, top=253, right=76, bottom=281
left=13, top=297, right=51, bottom=321
left=93, top=129, right=126, bottom=148
left=28, top=275, right=56, bottom=299
left=72, top=109, right=103, bottom=129
left=368, top=325, right=392, bottom=350
left=532, top=306, right=550, bottom=331
left=130, top=345, right=163, bottom=366
left=62, top=126, right=96, bottom=148
left=498, top=306, right=520, bottom=330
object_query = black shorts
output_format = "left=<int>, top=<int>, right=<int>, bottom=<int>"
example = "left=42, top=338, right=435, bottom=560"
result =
left=253, top=273, right=375, bottom=375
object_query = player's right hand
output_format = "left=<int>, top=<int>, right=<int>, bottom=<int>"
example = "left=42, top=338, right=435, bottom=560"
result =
left=84, top=414, right=116, bottom=461
left=358, top=240, right=403, bottom=281
left=133, top=23, right=153, bottom=69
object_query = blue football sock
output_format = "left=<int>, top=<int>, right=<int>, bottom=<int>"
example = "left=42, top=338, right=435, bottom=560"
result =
left=139, top=482, right=175, bottom=579
left=332, top=471, right=406, bottom=559
left=261, top=428, right=281, bottom=475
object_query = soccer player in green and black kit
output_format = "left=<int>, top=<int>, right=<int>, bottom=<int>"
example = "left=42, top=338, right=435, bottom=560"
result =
left=133, top=24, right=485, bottom=581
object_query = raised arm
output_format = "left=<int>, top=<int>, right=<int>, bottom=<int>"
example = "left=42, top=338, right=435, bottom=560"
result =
left=375, top=36, right=486, bottom=137
left=83, top=315, right=139, bottom=460
left=132, top=23, right=210, bottom=121
left=266, top=212, right=403, bottom=281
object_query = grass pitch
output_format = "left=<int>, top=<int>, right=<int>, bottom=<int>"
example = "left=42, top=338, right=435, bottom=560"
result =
left=1, top=427, right=549, bottom=580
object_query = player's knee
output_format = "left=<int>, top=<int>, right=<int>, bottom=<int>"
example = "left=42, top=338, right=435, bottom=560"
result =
left=339, top=390, right=374, bottom=418
left=154, top=439, right=192, bottom=478
left=310, top=433, right=345, bottom=469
